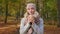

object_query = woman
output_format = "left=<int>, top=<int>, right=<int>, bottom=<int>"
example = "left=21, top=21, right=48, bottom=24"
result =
left=20, top=3, right=44, bottom=34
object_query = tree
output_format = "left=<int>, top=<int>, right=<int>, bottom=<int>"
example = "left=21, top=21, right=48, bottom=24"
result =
left=5, top=0, right=8, bottom=24
left=35, top=0, right=44, bottom=18
left=35, top=0, right=40, bottom=12
left=20, top=0, right=26, bottom=17
left=57, top=0, right=60, bottom=27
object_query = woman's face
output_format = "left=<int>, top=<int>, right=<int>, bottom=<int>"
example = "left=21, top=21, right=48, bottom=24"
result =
left=26, top=5, right=35, bottom=15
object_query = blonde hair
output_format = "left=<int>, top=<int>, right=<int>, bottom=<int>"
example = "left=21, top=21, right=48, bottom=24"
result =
left=24, top=3, right=40, bottom=25
left=24, top=11, right=40, bottom=25
left=24, top=11, right=40, bottom=18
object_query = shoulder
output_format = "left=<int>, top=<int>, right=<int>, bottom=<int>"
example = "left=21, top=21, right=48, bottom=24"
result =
left=39, top=17, right=44, bottom=23
left=21, top=18, right=25, bottom=21
left=21, top=18, right=26, bottom=23
left=40, top=17, right=43, bottom=21
left=21, top=17, right=27, bottom=20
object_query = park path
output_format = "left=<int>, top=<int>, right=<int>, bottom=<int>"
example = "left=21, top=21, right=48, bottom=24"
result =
left=0, top=24, right=60, bottom=34
left=0, top=24, right=20, bottom=34
left=44, top=25, right=60, bottom=34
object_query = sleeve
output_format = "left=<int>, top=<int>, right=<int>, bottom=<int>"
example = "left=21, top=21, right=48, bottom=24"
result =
left=32, top=18, right=44, bottom=34
left=20, top=18, right=31, bottom=34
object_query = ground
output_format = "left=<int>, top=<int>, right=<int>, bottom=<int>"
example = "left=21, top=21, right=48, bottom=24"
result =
left=44, top=25, right=60, bottom=34
left=0, top=24, right=60, bottom=34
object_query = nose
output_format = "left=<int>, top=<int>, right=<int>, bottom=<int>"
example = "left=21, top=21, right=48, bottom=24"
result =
left=30, top=9, right=32, bottom=12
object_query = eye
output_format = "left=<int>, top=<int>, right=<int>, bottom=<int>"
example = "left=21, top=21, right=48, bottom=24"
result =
left=31, top=8, right=34, bottom=9
left=27, top=8, right=30, bottom=10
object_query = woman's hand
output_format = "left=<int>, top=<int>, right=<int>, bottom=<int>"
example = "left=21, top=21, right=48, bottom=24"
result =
left=27, top=28, right=33, bottom=34
left=27, top=15, right=35, bottom=24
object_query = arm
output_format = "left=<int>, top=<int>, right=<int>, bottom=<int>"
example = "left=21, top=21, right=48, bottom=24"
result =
left=32, top=18, right=44, bottom=34
left=20, top=18, right=31, bottom=34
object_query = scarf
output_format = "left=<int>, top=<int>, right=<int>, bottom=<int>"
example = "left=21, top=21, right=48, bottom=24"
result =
left=24, top=11, right=40, bottom=34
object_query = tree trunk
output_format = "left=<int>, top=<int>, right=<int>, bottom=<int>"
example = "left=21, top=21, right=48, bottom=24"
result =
left=57, top=0, right=60, bottom=27
left=5, top=0, right=8, bottom=24
left=35, top=0, right=44, bottom=17
left=35, top=0, right=40, bottom=12
left=20, top=0, right=26, bottom=17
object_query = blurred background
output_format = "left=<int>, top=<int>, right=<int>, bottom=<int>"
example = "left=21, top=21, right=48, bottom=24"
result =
left=0, top=0, right=60, bottom=34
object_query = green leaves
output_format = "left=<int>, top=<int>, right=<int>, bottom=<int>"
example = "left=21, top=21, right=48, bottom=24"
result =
left=43, top=0, right=57, bottom=20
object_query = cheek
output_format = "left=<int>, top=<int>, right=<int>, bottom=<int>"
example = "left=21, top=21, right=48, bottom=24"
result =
left=27, top=9, right=30, bottom=12
left=31, top=10, right=35, bottom=13
left=27, top=10, right=32, bottom=14
left=27, top=10, right=30, bottom=12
